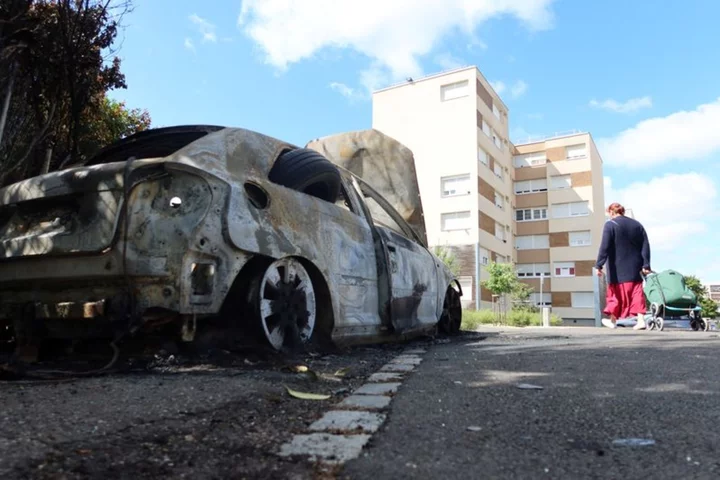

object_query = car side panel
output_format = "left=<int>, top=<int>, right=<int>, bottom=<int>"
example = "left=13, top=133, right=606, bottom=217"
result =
left=375, top=226, right=439, bottom=331
left=225, top=180, right=382, bottom=336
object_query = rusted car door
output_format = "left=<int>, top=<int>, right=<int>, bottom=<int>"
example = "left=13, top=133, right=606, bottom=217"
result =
left=347, top=177, right=439, bottom=333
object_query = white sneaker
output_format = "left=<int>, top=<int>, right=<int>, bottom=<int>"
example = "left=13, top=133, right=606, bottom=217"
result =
left=602, top=319, right=617, bottom=329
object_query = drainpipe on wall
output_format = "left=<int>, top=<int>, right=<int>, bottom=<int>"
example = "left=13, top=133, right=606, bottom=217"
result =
left=475, top=241, right=481, bottom=311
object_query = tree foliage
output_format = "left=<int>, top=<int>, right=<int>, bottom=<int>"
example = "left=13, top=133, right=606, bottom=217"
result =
left=0, top=0, right=150, bottom=186
left=432, top=245, right=460, bottom=277
left=482, top=262, right=539, bottom=312
left=482, top=262, right=517, bottom=296
left=684, top=275, right=719, bottom=318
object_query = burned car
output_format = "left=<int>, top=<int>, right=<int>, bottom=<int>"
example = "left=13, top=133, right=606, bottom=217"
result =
left=0, top=126, right=462, bottom=355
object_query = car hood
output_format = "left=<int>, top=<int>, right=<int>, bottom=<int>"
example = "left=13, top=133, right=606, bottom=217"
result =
left=306, top=129, right=427, bottom=246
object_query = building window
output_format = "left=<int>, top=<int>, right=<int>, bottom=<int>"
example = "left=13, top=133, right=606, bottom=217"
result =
left=482, top=120, right=491, bottom=137
left=514, top=178, right=547, bottom=194
left=496, top=254, right=507, bottom=264
left=550, top=174, right=571, bottom=190
left=516, top=263, right=551, bottom=278
left=441, top=211, right=471, bottom=231
left=569, top=230, right=592, bottom=247
left=492, top=130, right=502, bottom=150
left=441, top=174, right=471, bottom=197
left=513, top=152, right=547, bottom=168
left=554, top=262, right=576, bottom=277
left=458, top=276, right=473, bottom=305
left=516, top=207, right=548, bottom=222
left=566, top=144, right=587, bottom=159
left=478, top=147, right=489, bottom=166
left=479, top=247, right=490, bottom=265
left=515, top=234, right=550, bottom=250
left=492, top=103, right=501, bottom=120
left=495, top=222, right=506, bottom=241
left=552, top=201, right=589, bottom=218
left=493, top=162, right=503, bottom=179
left=440, top=80, right=469, bottom=101
left=494, top=192, right=504, bottom=209
left=531, top=293, right=552, bottom=307
left=571, top=292, right=594, bottom=308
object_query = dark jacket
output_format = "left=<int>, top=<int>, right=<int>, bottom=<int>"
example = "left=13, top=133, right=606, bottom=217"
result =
left=595, top=215, right=651, bottom=284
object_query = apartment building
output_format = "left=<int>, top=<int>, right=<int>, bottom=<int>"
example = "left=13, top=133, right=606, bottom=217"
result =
left=373, top=66, right=515, bottom=311
left=513, top=133, right=606, bottom=325
left=371, top=66, right=606, bottom=324
left=706, top=284, right=720, bottom=304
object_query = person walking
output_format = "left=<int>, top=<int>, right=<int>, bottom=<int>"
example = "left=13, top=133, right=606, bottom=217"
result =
left=595, top=202, right=652, bottom=329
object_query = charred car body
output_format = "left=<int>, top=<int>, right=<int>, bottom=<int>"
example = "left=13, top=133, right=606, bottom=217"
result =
left=0, top=126, right=462, bottom=354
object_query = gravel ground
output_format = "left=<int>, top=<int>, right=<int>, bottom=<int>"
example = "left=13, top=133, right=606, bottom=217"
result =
left=0, top=332, right=457, bottom=480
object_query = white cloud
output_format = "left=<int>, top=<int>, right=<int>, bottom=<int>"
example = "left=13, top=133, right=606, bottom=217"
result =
left=329, top=82, right=354, bottom=98
left=328, top=82, right=364, bottom=102
left=598, top=98, right=720, bottom=168
left=491, top=79, right=527, bottom=99
left=184, top=37, right=195, bottom=53
left=434, top=53, right=465, bottom=71
left=510, top=80, right=527, bottom=98
left=190, top=13, right=217, bottom=43
left=237, top=0, right=556, bottom=90
left=589, top=96, right=652, bottom=114
left=604, top=172, right=717, bottom=252
left=490, top=80, right=506, bottom=95
left=510, top=126, right=541, bottom=143
left=466, top=37, right=489, bottom=52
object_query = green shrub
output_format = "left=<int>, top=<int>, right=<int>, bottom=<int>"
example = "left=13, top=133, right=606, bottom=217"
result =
left=507, top=310, right=563, bottom=327
left=460, top=309, right=563, bottom=330
left=461, top=309, right=497, bottom=330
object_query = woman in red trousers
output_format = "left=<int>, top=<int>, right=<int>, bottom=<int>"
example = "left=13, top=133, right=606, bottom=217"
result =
left=595, top=202, right=652, bottom=329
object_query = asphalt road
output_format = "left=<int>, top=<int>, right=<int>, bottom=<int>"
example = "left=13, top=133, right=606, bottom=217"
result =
left=0, top=341, right=407, bottom=479
left=4, top=327, right=720, bottom=479
left=341, top=327, right=720, bottom=480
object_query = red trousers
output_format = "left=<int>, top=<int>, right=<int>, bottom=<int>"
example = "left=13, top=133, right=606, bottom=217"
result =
left=604, top=281, right=646, bottom=319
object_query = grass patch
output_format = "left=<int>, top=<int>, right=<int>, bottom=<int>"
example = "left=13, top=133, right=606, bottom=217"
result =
left=461, top=309, right=497, bottom=330
left=461, top=309, right=563, bottom=330
left=506, top=310, right=563, bottom=327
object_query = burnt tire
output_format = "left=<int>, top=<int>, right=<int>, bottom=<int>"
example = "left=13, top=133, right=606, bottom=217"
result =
left=269, top=148, right=341, bottom=204
left=438, top=285, right=462, bottom=335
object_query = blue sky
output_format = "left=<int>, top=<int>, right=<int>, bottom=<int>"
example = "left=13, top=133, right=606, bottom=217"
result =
left=110, top=0, right=720, bottom=284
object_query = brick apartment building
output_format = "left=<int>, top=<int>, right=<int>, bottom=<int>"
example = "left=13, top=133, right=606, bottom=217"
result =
left=372, top=66, right=606, bottom=325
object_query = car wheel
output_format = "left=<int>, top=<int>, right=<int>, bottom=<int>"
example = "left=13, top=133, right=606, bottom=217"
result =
left=269, top=148, right=341, bottom=204
left=438, top=286, right=462, bottom=334
left=250, top=257, right=316, bottom=351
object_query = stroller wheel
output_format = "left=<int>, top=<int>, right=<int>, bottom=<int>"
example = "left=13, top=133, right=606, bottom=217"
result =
left=702, top=318, right=710, bottom=332
left=655, top=317, right=664, bottom=331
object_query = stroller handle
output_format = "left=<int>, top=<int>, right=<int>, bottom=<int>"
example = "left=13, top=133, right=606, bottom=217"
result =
left=640, top=269, right=656, bottom=285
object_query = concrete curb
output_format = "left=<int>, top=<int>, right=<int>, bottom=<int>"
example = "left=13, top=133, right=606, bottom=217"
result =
left=278, top=347, right=426, bottom=466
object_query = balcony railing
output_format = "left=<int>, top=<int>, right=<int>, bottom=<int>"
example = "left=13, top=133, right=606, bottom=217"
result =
left=514, top=130, right=585, bottom=145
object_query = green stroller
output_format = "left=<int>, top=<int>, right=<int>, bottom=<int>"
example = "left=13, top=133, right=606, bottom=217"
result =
left=643, top=270, right=707, bottom=331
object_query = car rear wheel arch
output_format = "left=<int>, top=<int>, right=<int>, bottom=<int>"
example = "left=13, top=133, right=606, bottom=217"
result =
left=219, top=254, right=334, bottom=350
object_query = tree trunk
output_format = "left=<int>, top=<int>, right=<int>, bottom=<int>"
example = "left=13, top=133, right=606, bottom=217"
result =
left=41, top=144, right=53, bottom=174
left=0, top=62, right=18, bottom=149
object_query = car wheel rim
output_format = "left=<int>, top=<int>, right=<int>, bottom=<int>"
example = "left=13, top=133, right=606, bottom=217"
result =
left=258, top=258, right=316, bottom=351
